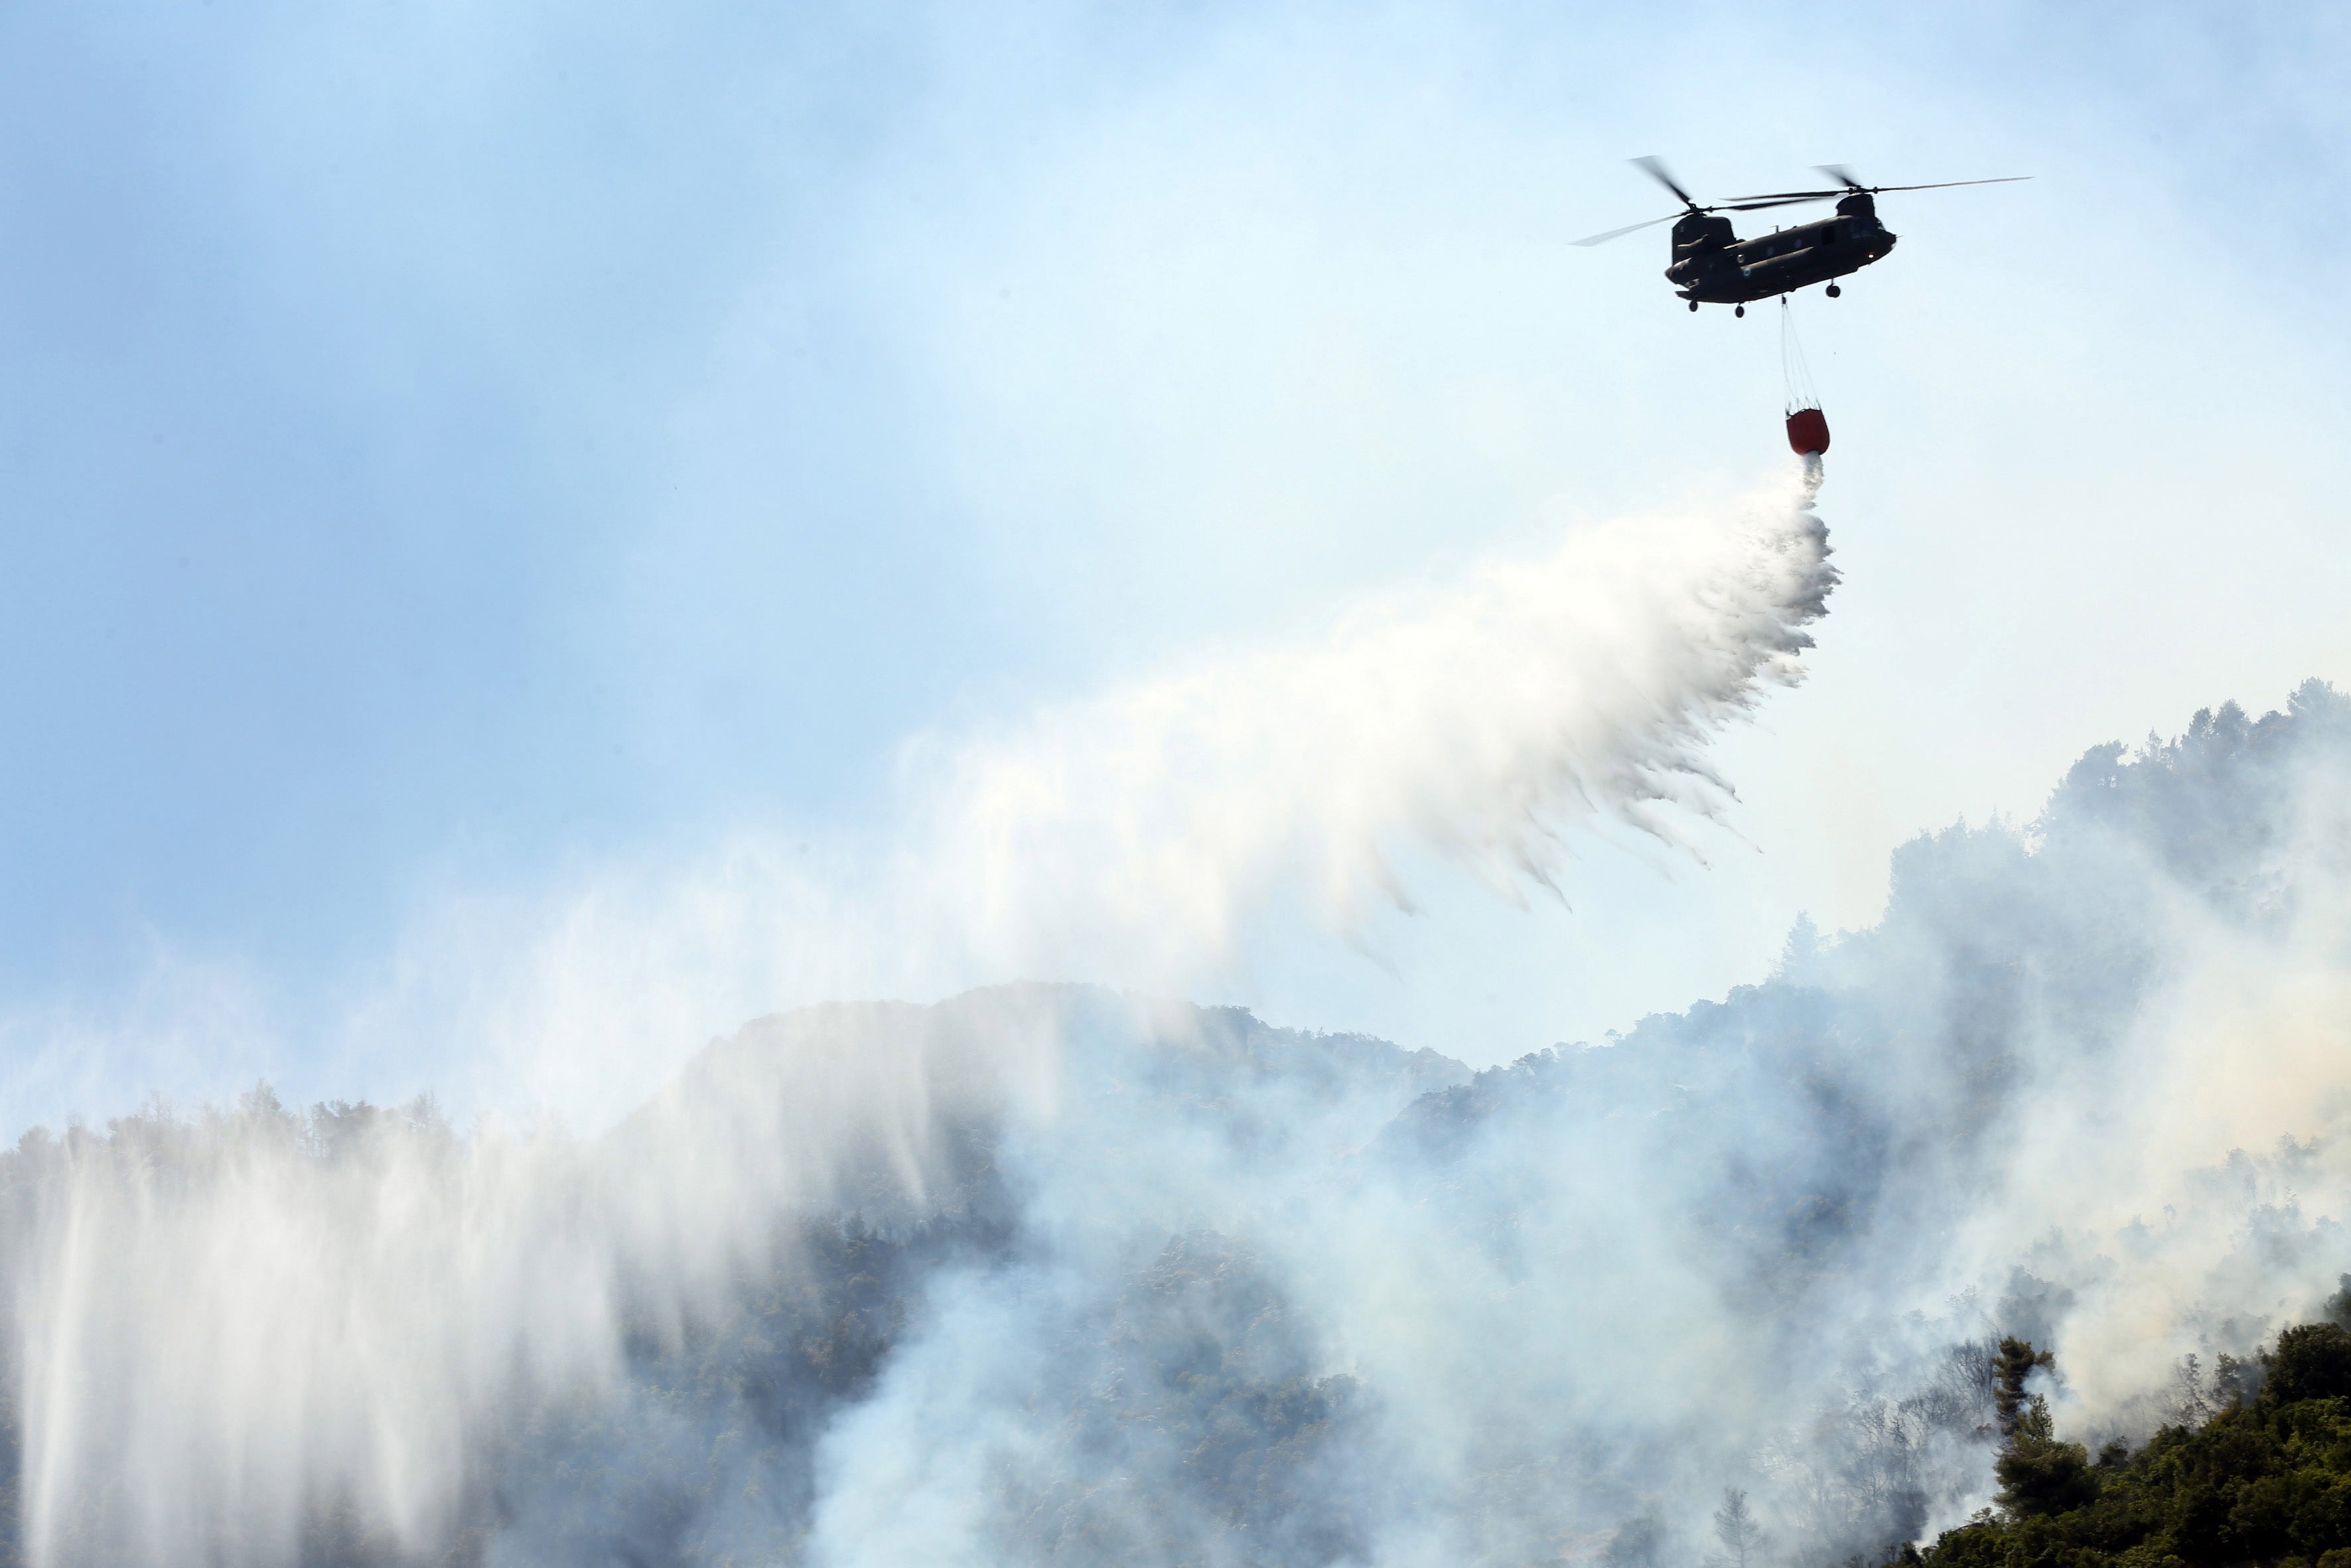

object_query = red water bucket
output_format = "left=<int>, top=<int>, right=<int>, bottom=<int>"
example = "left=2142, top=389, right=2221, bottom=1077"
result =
left=1786, top=407, right=1830, bottom=457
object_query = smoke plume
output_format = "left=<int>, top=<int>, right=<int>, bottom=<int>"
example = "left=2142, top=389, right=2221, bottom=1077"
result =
left=57, top=488, right=2351, bottom=1567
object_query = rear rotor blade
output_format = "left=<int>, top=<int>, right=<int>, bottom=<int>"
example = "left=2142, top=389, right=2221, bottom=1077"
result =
left=1859, top=176, right=2032, bottom=193
left=1630, top=155, right=1697, bottom=208
left=1737, top=173, right=2030, bottom=203
left=1816, top=163, right=1865, bottom=190
left=1722, top=194, right=1835, bottom=212
left=1571, top=211, right=1682, bottom=248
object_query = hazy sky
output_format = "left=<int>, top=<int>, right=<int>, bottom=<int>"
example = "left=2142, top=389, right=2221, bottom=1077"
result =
left=3, top=1, right=2346, bottom=1128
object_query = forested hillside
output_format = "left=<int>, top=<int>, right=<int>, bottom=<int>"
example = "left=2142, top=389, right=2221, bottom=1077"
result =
left=2, top=682, right=2348, bottom=1565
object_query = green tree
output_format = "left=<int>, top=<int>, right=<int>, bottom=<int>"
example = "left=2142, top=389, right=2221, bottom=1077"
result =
left=1992, top=1337, right=2054, bottom=1440
left=2266, top=1322, right=2351, bottom=1405
left=1993, top=1393, right=2096, bottom=1517
left=1988, top=1338, right=2094, bottom=1520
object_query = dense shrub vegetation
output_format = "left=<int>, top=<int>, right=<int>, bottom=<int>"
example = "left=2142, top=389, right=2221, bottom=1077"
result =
left=1920, top=1309, right=2351, bottom=1568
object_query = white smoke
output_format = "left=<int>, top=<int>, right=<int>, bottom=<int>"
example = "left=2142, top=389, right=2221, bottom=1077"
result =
left=786, top=689, right=2351, bottom=1567
left=3, top=472, right=1837, bottom=1565
left=17, top=605, right=2351, bottom=1568
left=18, top=457, right=2351, bottom=1568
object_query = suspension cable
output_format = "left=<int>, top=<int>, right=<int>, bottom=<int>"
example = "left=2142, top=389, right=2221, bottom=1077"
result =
left=1780, top=296, right=1820, bottom=415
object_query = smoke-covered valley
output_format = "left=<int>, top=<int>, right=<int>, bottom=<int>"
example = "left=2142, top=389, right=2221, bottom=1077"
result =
left=7, top=474, right=2351, bottom=1567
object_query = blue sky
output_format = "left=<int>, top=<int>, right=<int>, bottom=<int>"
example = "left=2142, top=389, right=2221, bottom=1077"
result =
left=3, top=2, right=2346, bottom=1127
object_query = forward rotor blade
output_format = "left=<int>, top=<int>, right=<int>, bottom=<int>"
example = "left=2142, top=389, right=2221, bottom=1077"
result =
left=1630, top=155, right=1697, bottom=208
left=1721, top=194, right=1833, bottom=212
left=1571, top=211, right=1682, bottom=248
left=1726, top=188, right=1846, bottom=202
left=1574, top=190, right=1826, bottom=247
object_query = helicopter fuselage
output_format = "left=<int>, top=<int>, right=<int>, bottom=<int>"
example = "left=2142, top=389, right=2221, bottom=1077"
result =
left=1667, top=196, right=1896, bottom=305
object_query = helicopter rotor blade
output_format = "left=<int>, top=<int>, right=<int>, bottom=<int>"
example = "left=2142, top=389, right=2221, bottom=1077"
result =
left=1726, top=188, right=1846, bottom=202
left=1733, top=174, right=2031, bottom=203
left=1577, top=161, right=2022, bottom=249
left=1630, top=155, right=1698, bottom=209
left=1857, top=176, right=2032, bottom=193
left=1573, top=190, right=1827, bottom=246
left=1571, top=211, right=1684, bottom=248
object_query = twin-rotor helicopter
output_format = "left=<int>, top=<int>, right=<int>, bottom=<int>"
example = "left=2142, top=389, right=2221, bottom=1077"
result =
left=1577, top=157, right=2028, bottom=315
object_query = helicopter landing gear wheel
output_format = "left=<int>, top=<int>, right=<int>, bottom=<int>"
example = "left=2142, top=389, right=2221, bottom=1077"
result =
left=1735, top=305, right=1745, bottom=318
left=1825, top=283, right=1841, bottom=298
left=1688, top=299, right=1699, bottom=313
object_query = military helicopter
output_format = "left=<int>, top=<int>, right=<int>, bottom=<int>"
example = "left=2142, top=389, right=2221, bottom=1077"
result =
left=1576, top=157, right=2028, bottom=315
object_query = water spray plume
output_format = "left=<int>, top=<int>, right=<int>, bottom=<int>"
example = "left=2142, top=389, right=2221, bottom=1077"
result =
left=907, top=473, right=1837, bottom=981
left=13, top=470, right=2351, bottom=1568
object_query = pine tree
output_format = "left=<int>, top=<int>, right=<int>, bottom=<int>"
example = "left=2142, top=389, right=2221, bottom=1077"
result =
left=1713, top=1488, right=1767, bottom=1568
left=1991, top=1337, right=2053, bottom=1440
left=1991, top=1348, right=2095, bottom=1520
